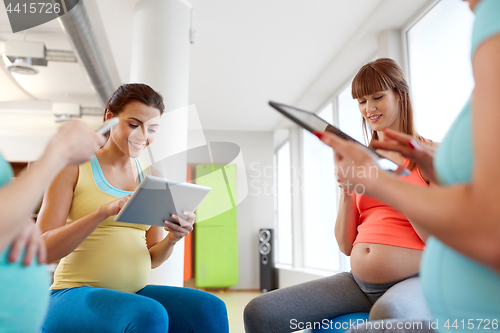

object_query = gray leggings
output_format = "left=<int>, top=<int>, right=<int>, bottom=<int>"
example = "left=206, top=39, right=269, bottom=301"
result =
left=243, top=272, right=430, bottom=333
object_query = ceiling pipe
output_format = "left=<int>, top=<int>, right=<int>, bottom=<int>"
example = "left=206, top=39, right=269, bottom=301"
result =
left=58, top=0, right=115, bottom=106
left=45, top=49, right=77, bottom=63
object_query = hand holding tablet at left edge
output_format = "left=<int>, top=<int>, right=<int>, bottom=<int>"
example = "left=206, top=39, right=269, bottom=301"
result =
left=164, top=211, right=196, bottom=242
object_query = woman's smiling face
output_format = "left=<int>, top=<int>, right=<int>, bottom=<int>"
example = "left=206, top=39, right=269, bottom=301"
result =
left=106, top=101, right=161, bottom=158
left=357, top=89, right=400, bottom=132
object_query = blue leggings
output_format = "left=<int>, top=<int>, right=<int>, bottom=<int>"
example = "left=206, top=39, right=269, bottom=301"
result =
left=41, top=285, right=229, bottom=333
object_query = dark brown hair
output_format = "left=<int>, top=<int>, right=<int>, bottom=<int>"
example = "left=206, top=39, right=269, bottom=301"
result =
left=351, top=58, right=421, bottom=169
left=103, top=83, right=165, bottom=138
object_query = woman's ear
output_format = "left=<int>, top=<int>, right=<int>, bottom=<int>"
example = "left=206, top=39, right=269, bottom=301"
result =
left=105, top=110, right=114, bottom=121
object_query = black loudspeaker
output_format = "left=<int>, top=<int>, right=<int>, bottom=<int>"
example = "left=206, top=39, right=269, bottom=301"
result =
left=259, top=228, right=277, bottom=292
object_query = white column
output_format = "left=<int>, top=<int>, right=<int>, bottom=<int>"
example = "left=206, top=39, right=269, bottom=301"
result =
left=130, top=0, right=192, bottom=287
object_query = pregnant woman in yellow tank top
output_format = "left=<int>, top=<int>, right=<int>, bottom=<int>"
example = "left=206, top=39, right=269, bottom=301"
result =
left=38, top=83, right=229, bottom=333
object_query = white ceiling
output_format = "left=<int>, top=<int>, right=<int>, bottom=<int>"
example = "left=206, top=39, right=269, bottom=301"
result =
left=0, top=0, right=434, bottom=132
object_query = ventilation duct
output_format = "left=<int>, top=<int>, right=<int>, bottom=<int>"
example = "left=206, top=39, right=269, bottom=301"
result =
left=4, top=40, right=77, bottom=75
left=58, top=0, right=115, bottom=106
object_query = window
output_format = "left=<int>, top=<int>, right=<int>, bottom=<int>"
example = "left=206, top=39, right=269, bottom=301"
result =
left=301, top=103, right=340, bottom=271
left=276, top=141, right=292, bottom=265
left=407, top=0, right=474, bottom=141
left=338, top=83, right=365, bottom=144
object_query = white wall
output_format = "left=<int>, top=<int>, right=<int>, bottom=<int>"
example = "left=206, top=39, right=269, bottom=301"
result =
left=188, top=129, right=275, bottom=290
left=282, top=0, right=435, bottom=118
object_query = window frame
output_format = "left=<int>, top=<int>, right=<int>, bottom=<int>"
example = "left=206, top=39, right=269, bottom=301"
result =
left=274, top=139, right=293, bottom=266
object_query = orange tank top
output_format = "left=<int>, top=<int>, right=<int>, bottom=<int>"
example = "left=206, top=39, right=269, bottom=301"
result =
left=353, top=157, right=428, bottom=250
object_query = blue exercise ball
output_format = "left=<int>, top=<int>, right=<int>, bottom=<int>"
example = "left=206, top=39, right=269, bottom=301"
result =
left=311, top=312, right=370, bottom=332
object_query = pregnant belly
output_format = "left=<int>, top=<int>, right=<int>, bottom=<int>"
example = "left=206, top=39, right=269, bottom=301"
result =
left=0, top=248, right=50, bottom=333
left=53, top=228, right=151, bottom=293
left=350, top=243, right=422, bottom=283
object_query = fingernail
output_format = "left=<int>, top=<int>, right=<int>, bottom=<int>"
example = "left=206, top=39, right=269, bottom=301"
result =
left=182, top=211, right=187, bottom=216
left=408, top=141, right=415, bottom=149
left=313, top=131, right=323, bottom=139
left=171, top=214, right=177, bottom=219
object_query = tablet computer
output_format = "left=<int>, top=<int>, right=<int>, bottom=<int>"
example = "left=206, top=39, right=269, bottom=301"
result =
left=114, top=176, right=212, bottom=227
left=269, top=101, right=410, bottom=176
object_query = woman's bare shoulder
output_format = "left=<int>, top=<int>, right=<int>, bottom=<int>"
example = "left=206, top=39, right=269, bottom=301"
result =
left=54, top=165, right=79, bottom=191
left=423, top=138, right=439, bottom=149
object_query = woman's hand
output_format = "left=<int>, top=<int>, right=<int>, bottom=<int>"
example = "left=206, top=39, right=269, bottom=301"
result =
left=147, top=212, right=196, bottom=268
left=98, top=195, right=131, bottom=218
left=8, top=218, right=46, bottom=266
left=315, top=131, right=380, bottom=195
left=372, top=128, right=438, bottom=184
left=163, top=211, right=195, bottom=243
left=337, top=177, right=352, bottom=195
left=337, top=176, right=355, bottom=195
left=0, top=121, right=104, bottom=250
left=47, top=120, right=105, bottom=166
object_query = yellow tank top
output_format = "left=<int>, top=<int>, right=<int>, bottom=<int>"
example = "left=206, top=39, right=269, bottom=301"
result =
left=51, top=156, right=152, bottom=293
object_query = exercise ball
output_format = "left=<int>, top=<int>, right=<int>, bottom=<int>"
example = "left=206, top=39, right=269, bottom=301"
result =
left=311, top=312, right=370, bottom=332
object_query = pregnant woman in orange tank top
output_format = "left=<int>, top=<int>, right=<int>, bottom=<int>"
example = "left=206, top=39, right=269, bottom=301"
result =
left=244, top=58, right=437, bottom=333
left=338, top=58, right=437, bottom=286
left=336, top=59, right=440, bottom=315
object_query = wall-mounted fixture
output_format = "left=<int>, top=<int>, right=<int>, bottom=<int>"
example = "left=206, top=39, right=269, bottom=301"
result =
left=52, top=102, right=103, bottom=122
left=5, top=57, right=39, bottom=75
left=52, top=102, right=81, bottom=122
left=4, top=40, right=77, bottom=75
